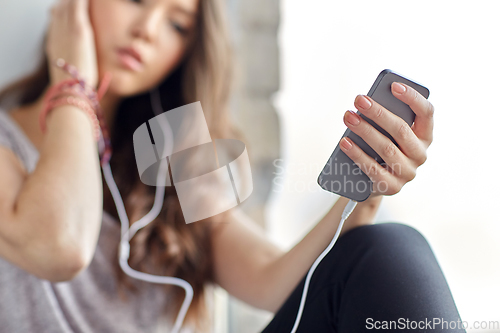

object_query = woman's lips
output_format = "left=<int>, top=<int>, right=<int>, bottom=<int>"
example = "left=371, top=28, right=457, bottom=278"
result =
left=117, top=50, right=144, bottom=72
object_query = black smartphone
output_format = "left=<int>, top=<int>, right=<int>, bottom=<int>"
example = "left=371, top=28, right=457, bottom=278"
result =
left=317, top=69, right=430, bottom=202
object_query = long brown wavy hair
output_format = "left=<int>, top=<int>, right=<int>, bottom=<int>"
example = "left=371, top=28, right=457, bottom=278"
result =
left=0, top=0, right=241, bottom=330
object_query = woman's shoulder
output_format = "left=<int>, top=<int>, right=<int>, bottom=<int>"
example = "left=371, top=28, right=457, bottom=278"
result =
left=0, top=110, right=16, bottom=151
left=0, top=108, right=40, bottom=174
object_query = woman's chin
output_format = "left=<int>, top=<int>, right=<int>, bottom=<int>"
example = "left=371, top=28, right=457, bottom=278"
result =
left=104, top=74, right=144, bottom=98
left=98, top=62, right=161, bottom=98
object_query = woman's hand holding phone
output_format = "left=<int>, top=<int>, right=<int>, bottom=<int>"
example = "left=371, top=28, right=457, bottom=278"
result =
left=339, top=82, right=434, bottom=199
left=46, top=0, right=98, bottom=89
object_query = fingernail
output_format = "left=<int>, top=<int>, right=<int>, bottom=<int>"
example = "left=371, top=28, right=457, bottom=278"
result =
left=346, top=110, right=361, bottom=125
left=393, top=82, right=406, bottom=94
left=341, top=137, right=352, bottom=150
left=357, top=95, right=372, bottom=110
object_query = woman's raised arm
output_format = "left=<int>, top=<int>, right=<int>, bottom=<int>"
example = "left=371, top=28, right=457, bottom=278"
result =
left=0, top=105, right=102, bottom=282
left=0, top=0, right=103, bottom=282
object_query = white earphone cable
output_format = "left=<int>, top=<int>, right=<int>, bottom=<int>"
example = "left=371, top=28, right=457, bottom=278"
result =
left=290, top=199, right=358, bottom=333
left=101, top=88, right=193, bottom=333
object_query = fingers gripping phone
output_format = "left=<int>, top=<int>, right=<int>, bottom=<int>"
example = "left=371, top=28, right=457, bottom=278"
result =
left=317, top=69, right=430, bottom=202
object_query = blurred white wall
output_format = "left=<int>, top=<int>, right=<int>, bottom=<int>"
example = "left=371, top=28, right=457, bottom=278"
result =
left=268, top=0, right=500, bottom=328
left=0, top=1, right=53, bottom=89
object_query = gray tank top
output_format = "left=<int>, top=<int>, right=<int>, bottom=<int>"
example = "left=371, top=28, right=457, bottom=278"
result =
left=0, top=109, right=188, bottom=333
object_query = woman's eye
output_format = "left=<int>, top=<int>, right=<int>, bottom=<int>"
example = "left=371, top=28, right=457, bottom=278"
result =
left=121, top=0, right=190, bottom=35
left=170, top=22, right=189, bottom=35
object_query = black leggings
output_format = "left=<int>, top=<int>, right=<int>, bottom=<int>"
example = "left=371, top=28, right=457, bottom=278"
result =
left=261, top=223, right=465, bottom=332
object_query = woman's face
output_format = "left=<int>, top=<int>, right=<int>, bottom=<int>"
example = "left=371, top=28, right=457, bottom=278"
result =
left=89, top=0, right=199, bottom=96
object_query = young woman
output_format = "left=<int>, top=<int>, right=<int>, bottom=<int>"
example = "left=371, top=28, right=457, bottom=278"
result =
left=0, top=0, right=464, bottom=332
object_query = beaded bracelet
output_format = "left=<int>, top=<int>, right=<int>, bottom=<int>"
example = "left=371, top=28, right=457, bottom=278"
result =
left=41, top=58, right=113, bottom=166
left=42, top=94, right=101, bottom=141
left=40, top=78, right=96, bottom=134
left=52, top=58, right=113, bottom=165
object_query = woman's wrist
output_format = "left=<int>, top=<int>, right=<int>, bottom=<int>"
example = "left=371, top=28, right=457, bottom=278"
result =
left=340, top=195, right=383, bottom=234
left=42, top=58, right=113, bottom=166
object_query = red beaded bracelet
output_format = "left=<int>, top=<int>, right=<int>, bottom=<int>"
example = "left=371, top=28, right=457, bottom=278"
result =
left=40, top=79, right=97, bottom=134
left=42, top=95, right=101, bottom=141
left=41, top=58, right=113, bottom=166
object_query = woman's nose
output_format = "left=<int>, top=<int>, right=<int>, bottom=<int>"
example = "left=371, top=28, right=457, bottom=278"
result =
left=131, top=7, right=164, bottom=43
